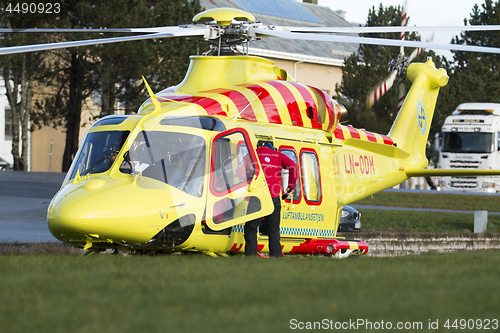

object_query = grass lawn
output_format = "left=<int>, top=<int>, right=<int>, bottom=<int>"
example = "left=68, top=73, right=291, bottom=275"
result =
left=357, top=209, right=500, bottom=233
left=0, top=251, right=499, bottom=333
left=352, top=191, right=500, bottom=233
left=354, top=191, right=500, bottom=212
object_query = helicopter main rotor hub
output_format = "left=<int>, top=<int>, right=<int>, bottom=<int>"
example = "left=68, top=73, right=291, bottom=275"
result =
left=192, top=7, right=267, bottom=55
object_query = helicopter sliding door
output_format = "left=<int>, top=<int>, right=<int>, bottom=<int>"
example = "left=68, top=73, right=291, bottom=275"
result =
left=205, top=128, right=274, bottom=231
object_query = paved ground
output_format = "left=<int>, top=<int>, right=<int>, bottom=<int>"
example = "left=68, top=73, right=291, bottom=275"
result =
left=0, top=171, right=66, bottom=242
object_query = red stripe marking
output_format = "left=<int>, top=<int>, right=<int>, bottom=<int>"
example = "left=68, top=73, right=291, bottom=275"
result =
left=348, top=125, right=361, bottom=139
left=221, top=90, right=257, bottom=121
left=202, top=88, right=257, bottom=121
left=334, top=125, right=345, bottom=140
left=267, top=81, right=304, bottom=127
left=157, top=95, right=226, bottom=116
left=325, top=94, right=336, bottom=132
left=381, top=135, right=394, bottom=145
left=363, top=130, right=378, bottom=143
left=242, top=84, right=282, bottom=124
left=358, top=241, right=369, bottom=253
left=257, top=244, right=265, bottom=252
left=229, top=243, right=243, bottom=252
left=288, top=82, right=322, bottom=129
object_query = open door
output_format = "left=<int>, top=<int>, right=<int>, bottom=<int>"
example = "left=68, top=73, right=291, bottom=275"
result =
left=205, top=128, right=274, bottom=231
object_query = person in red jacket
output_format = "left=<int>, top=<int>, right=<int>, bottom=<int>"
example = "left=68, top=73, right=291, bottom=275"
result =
left=244, top=141, right=297, bottom=257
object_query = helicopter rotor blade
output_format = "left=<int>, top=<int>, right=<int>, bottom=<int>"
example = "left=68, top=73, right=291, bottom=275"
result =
left=399, top=0, right=408, bottom=55
left=366, top=71, right=398, bottom=110
left=274, top=24, right=500, bottom=34
left=396, top=1, right=408, bottom=112
left=408, top=46, right=423, bottom=63
left=0, top=27, right=183, bottom=34
left=0, top=27, right=206, bottom=56
left=253, top=28, right=500, bottom=54
left=407, top=33, right=435, bottom=63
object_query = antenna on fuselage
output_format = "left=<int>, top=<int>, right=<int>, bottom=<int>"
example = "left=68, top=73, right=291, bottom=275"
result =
left=142, top=76, right=161, bottom=113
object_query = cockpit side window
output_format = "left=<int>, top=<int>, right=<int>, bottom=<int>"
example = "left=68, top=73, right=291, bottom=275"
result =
left=124, top=131, right=206, bottom=197
left=70, top=131, right=129, bottom=179
left=211, top=131, right=256, bottom=194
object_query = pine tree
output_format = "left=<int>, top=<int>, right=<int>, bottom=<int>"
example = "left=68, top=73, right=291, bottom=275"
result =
left=447, top=0, right=500, bottom=105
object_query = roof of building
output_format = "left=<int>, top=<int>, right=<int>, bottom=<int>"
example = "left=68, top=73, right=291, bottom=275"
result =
left=199, top=0, right=358, bottom=65
left=232, top=0, right=323, bottom=24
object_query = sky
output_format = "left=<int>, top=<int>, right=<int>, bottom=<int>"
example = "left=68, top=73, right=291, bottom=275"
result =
left=317, top=0, right=484, bottom=60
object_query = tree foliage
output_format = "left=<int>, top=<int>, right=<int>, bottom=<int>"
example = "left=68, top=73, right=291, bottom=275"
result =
left=30, top=0, right=202, bottom=171
left=446, top=0, right=500, bottom=105
left=0, top=6, right=56, bottom=170
left=426, top=0, right=500, bottom=165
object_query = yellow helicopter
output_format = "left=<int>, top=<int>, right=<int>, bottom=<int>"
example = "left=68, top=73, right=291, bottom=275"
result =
left=3, top=7, right=500, bottom=257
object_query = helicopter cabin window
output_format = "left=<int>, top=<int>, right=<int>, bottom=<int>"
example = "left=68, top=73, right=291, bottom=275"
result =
left=212, top=131, right=255, bottom=194
left=70, top=131, right=129, bottom=179
left=122, top=131, right=206, bottom=197
left=300, top=150, right=322, bottom=203
left=280, top=148, right=301, bottom=202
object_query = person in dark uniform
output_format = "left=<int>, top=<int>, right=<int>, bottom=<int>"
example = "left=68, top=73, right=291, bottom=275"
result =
left=244, top=141, right=297, bottom=257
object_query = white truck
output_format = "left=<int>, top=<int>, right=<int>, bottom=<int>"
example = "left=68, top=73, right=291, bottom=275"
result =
left=438, top=103, right=500, bottom=193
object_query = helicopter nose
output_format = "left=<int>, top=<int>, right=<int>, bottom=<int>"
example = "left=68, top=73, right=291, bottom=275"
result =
left=47, top=178, right=169, bottom=245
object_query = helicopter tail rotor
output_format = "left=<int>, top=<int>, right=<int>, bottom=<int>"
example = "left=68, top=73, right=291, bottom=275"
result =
left=366, top=71, right=398, bottom=110
left=365, top=2, right=432, bottom=111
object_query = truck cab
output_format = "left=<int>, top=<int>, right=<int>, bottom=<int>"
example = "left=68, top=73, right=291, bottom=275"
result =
left=438, top=103, right=500, bottom=192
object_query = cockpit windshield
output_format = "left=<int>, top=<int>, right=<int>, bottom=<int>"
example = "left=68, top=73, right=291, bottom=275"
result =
left=70, top=131, right=129, bottom=179
left=122, top=131, right=206, bottom=197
